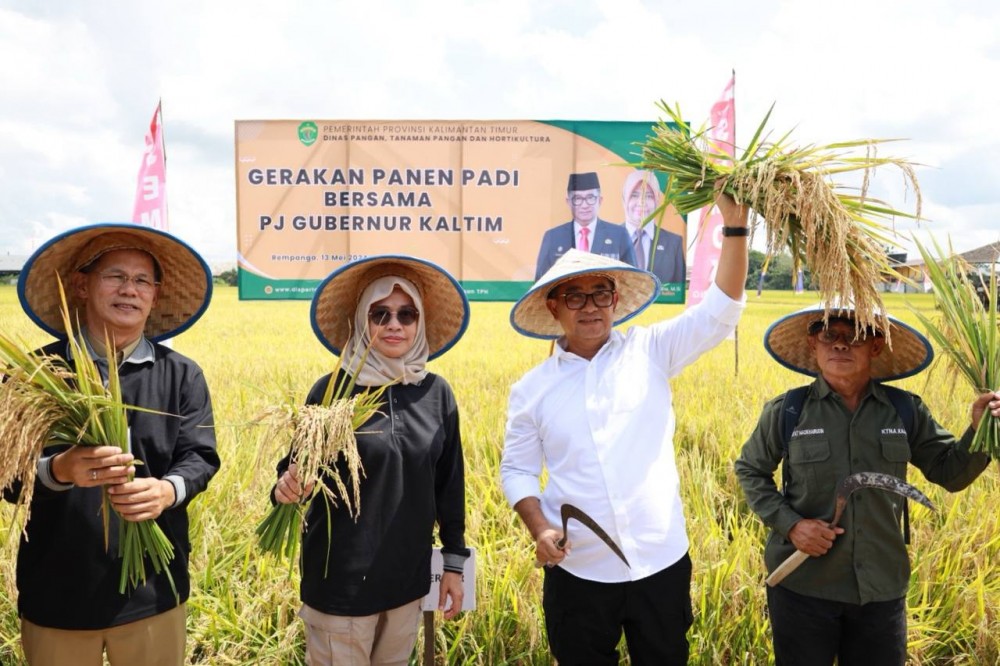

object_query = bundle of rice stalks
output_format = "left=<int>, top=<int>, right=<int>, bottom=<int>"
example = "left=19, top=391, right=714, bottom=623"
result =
left=255, top=353, right=389, bottom=569
left=0, top=279, right=176, bottom=596
left=0, top=343, right=67, bottom=527
left=911, top=235, right=1000, bottom=456
left=634, top=101, right=922, bottom=337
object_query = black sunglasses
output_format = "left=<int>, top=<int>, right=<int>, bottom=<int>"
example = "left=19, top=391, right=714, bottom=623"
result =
left=368, top=306, right=420, bottom=326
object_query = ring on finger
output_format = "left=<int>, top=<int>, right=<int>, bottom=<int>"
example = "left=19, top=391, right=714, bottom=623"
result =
left=91, top=469, right=98, bottom=481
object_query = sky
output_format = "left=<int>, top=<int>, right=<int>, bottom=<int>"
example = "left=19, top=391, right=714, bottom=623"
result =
left=2, top=0, right=1000, bottom=265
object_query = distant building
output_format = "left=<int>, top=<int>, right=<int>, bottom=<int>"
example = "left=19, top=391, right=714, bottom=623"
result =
left=895, top=241, right=1000, bottom=294
left=0, top=254, right=29, bottom=276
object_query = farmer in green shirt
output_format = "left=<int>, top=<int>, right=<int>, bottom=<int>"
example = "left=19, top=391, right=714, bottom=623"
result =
left=735, top=304, right=999, bottom=665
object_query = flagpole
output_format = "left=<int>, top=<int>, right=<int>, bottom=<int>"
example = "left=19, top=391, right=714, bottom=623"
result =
left=158, top=99, right=169, bottom=232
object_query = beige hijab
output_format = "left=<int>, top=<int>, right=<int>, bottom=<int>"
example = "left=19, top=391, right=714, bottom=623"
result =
left=622, top=170, right=663, bottom=226
left=343, top=275, right=429, bottom=386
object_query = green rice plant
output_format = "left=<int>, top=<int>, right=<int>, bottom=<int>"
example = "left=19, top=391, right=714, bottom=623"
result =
left=910, top=235, right=1000, bottom=457
left=0, top=278, right=177, bottom=596
left=4, top=287, right=1000, bottom=664
left=634, top=101, right=921, bottom=338
left=254, top=348, right=389, bottom=569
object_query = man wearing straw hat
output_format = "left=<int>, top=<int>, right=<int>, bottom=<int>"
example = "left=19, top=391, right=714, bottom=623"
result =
left=735, top=305, right=999, bottom=665
left=502, top=194, right=749, bottom=664
left=11, top=223, right=219, bottom=665
left=534, top=171, right=637, bottom=280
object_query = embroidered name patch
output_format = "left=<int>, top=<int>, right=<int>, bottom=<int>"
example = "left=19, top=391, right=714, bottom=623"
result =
left=791, top=428, right=824, bottom=438
left=881, top=428, right=907, bottom=435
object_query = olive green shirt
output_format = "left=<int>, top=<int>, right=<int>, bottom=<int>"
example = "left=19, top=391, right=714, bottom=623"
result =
left=735, top=377, right=990, bottom=604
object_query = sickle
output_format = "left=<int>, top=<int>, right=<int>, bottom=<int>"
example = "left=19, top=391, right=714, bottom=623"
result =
left=765, top=472, right=935, bottom=587
left=535, top=503, right=631, bottom=569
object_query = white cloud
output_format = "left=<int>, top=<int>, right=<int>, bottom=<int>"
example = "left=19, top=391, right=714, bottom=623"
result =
left=2, top=0, right=1000, bottom=265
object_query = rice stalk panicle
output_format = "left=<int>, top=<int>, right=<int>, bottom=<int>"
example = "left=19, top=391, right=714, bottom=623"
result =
left=0, top=277, right=177, bottom=596
left=634, top=101, right=923, bottom=338
left=255, top=327, right=389, bottom=566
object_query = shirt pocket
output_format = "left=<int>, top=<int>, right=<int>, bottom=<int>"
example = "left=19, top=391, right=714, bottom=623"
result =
left=787, top=436, right=831, bottom=493
left=880, top=433, right=911, bottom=476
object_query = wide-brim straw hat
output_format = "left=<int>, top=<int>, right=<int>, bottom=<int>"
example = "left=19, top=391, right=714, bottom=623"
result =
left=18, top=223, right=212, bottom=341
left=510, top=248, right=661, bottom=339
left=764, top=303, right=934, bottom=381
left=310, top=254, right=470, bottom=360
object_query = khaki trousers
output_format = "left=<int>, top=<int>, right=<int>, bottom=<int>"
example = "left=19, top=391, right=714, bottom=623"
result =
left=299, top=599, right=422, bottom=666
left=20, top=603, right=186, bottom=666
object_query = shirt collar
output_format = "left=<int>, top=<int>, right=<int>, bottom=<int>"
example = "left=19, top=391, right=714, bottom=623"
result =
left=67, top=330, right=155, bottom=366
left=813, top=375, right=876, bottom=401
left=553, top=329, right=623, bottom=365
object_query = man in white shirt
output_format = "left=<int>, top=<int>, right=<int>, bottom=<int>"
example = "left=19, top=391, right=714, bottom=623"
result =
left=502, top=193, right=749, bottom=664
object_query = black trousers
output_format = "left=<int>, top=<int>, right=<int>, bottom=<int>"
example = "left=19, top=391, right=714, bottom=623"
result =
left=542, top=553, right=693, bottom=666
left=767, top=584, right=906, bottom=666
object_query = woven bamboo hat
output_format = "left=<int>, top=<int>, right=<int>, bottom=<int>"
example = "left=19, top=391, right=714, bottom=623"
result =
left=18, top=223, right=212, bottom=341
left=764, top=303, right=933, bottom=381
left=310, top=254, right=470, bottom=360
left=510, top=248, right=660, bottom=339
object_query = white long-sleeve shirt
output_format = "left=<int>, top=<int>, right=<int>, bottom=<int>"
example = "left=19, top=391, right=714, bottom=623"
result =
left=501, top=283, right=745, bottom=582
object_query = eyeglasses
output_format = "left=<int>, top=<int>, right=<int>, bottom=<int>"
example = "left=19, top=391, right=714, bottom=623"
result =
left=811, top=328, right=876, bottom=347
left=554, top=289, right=616, bottom=310
left=368, top=306, right=420, bottom=327
left=97, top=271, right=160, bottom=294
left=569, top=194, right=599, bottom=206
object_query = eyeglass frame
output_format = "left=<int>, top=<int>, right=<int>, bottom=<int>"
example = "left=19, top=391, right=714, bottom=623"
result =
left=549, top=289, right=617, bottom=310
left=368, top=306, right=420, bottom=327
left=94, top=270, right=161, bottom=294
left=807, top=319, right=882, bottom=347
left=569, top=193, right=600, bottom=206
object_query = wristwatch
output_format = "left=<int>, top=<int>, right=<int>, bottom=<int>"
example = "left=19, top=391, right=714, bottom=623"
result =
left=721, top=226, right=750, bottom=237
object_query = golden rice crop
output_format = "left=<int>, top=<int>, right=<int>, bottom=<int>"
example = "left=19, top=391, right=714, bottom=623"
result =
left=254, top=348, right=388, bottom=568
left=634, top=101, right=922, bottom=339
left=0, top=279, right=176, bottom=596
left=2, top=285, right=999, bottom=664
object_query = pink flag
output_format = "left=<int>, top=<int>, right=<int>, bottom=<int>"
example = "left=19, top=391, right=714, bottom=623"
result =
left=132, top=102, right=168, bottom=230
left=687, top=74, right=735, bottom=307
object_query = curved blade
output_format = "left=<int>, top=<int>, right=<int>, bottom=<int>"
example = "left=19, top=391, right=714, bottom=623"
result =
left=837, top=472, right=936, bottom=512
left=560, top=503, right=631, bottom=568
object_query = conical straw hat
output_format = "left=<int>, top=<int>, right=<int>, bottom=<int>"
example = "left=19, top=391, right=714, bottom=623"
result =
left=764, top=303, right=933, bottom=381
left=510, top=249, right=660, bottom=339
left=310, top=254, right=469, bottom=360
left=18, top=222, right=212, bottom=341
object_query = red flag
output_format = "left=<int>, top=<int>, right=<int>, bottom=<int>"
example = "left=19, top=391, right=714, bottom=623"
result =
left=132, top=101, right=168, bottom=230
left=687, top=73, right=735, bottom=307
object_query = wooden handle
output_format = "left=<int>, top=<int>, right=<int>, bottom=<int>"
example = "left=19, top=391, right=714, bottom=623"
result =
left=532, top=537, right=567, bottom=568
left=765, top=549, right=810, bottom=587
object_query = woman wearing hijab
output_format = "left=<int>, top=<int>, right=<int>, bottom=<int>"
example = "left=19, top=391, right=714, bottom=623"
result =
left=272, top=255, right=471, bottom=665
left=621, top=169, right=686, bottom=285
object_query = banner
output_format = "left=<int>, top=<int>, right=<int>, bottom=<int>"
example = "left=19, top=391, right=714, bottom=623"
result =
left=686, top=74, right=736, bottom=307
left=234, top=120, right=687, bottom=301
left=133, top=102, right=168, bottom=230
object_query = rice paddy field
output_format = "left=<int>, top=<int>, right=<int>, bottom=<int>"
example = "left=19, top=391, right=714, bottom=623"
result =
left=1, top=284, right=998, bottom=665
